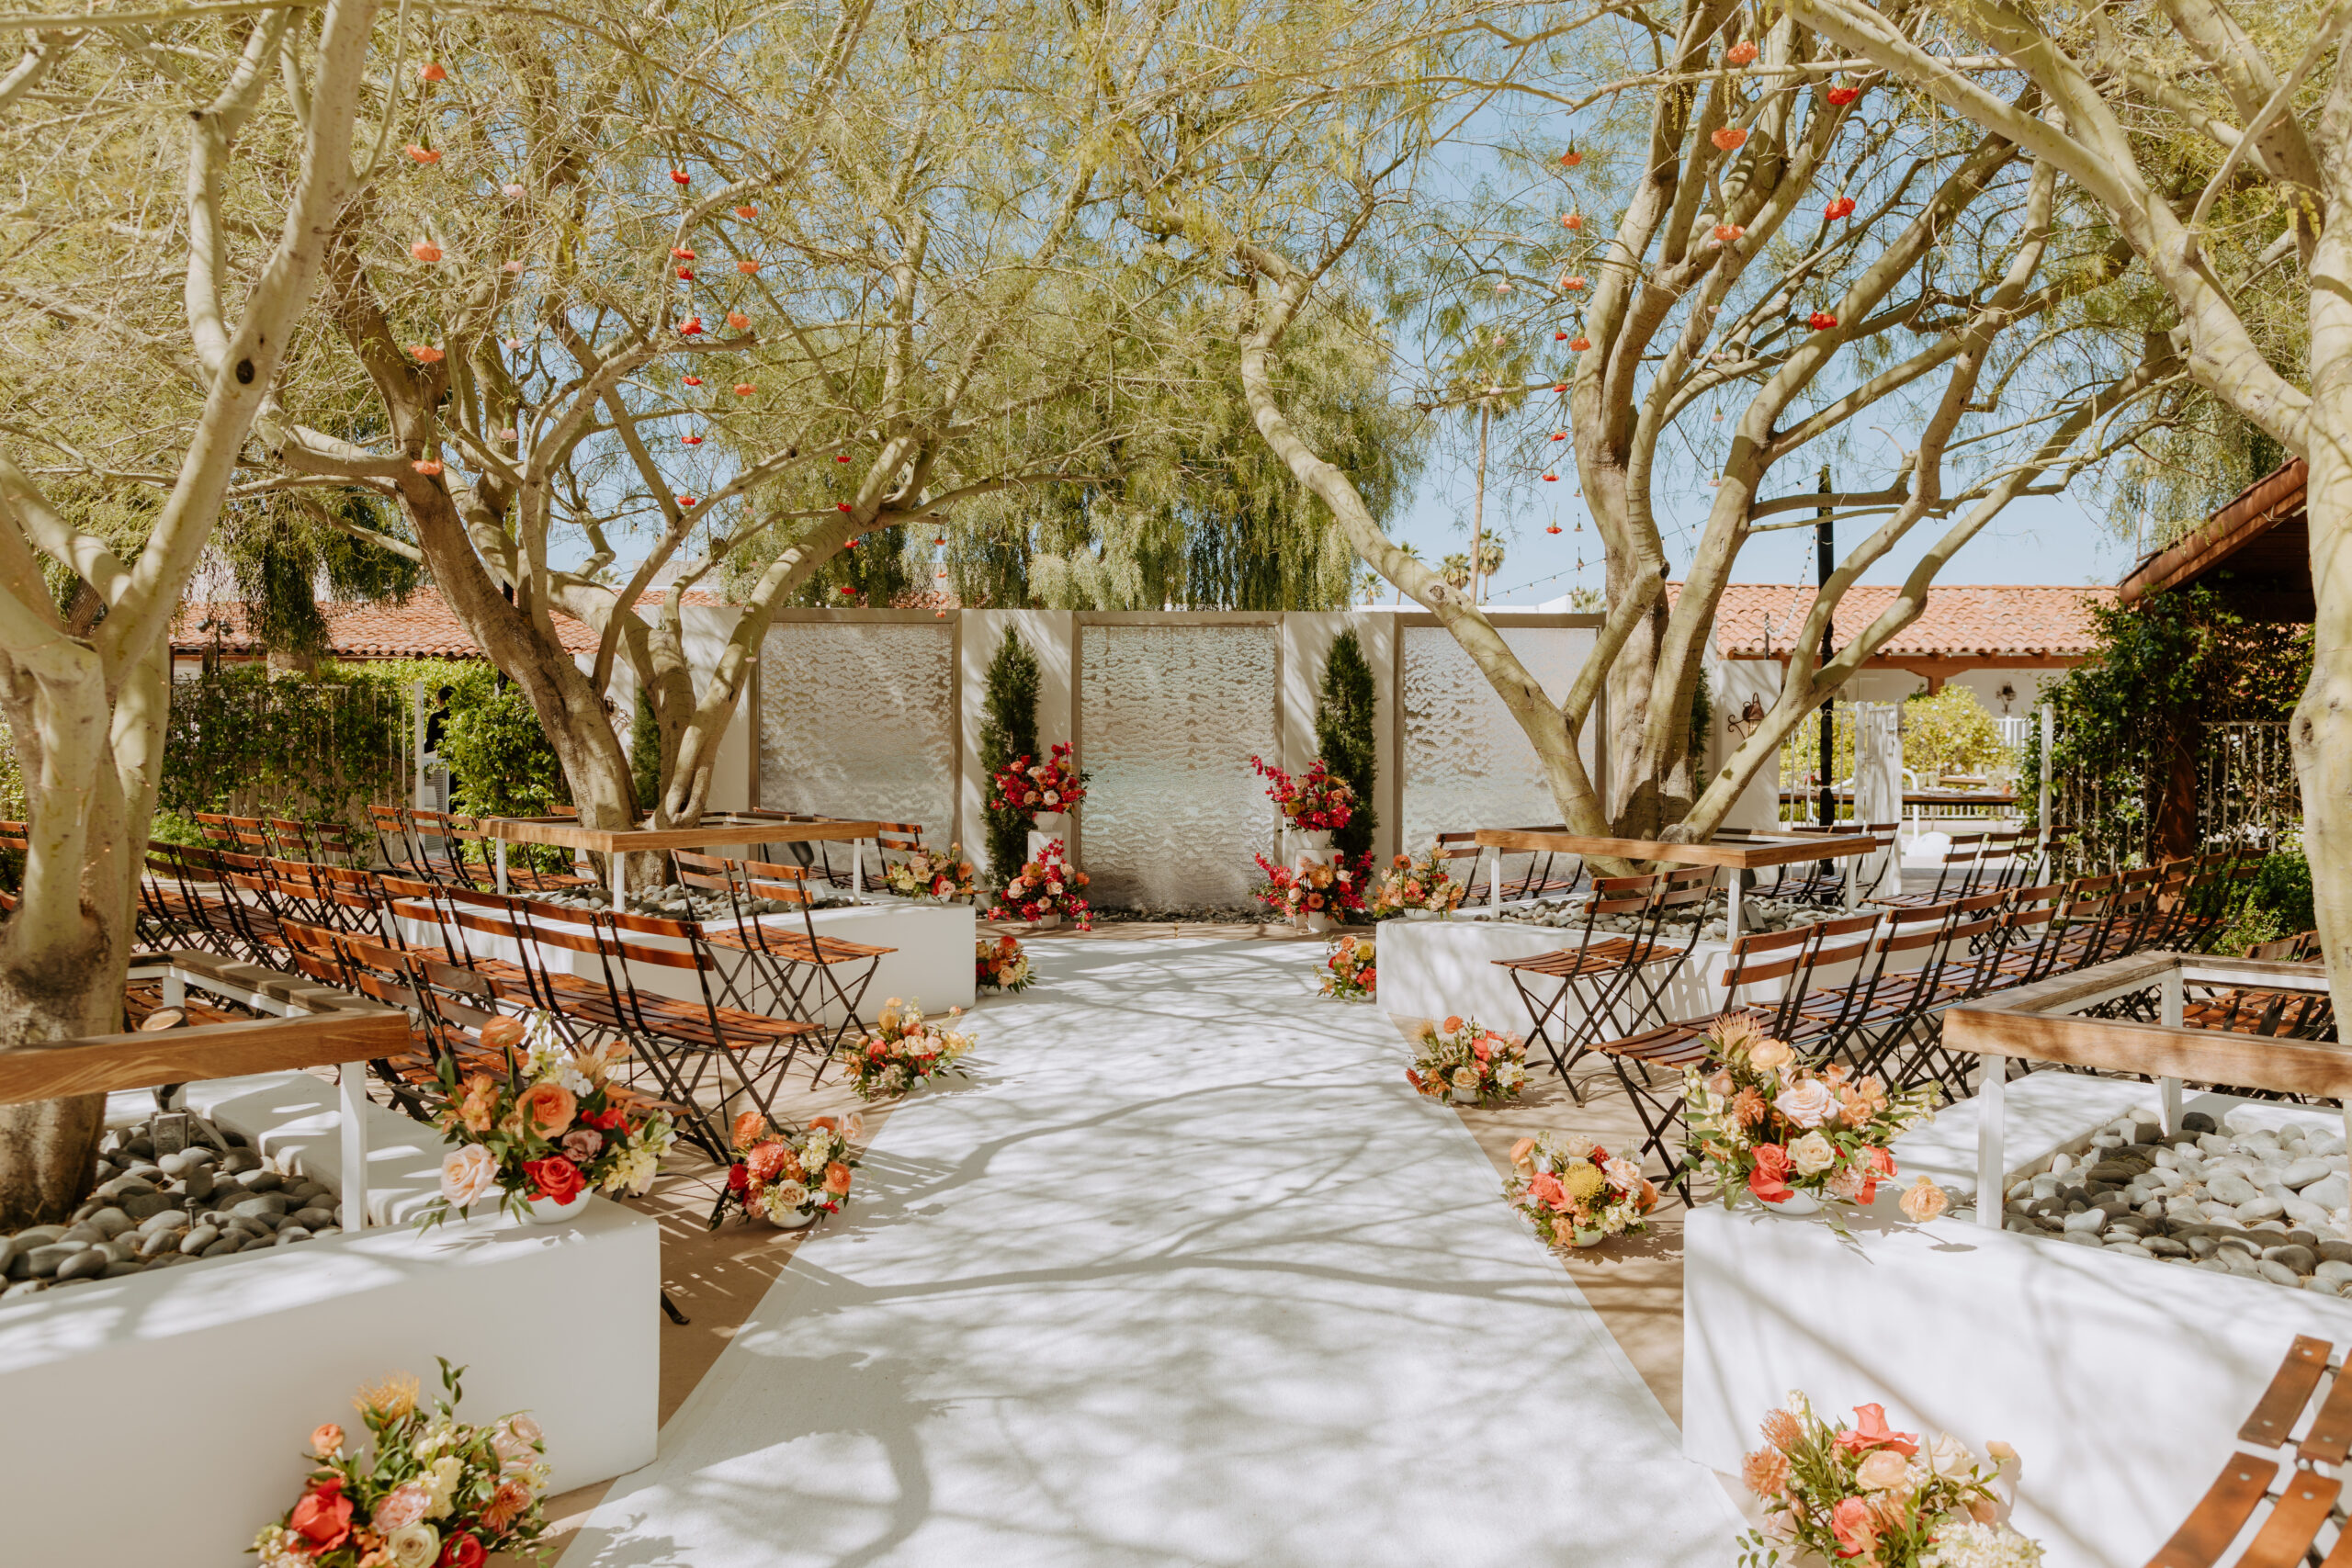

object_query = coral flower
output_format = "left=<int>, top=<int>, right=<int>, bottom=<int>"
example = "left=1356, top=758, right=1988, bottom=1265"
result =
left=1759, top=1408, right=1803, bottom=1451
left=1559, top=149, right=1582, bottom=166
left=1826, top=196, right=1857, bottom=220
left=734, top=383, right=755, bottom=396
left=288, top=1478, right=354, bottom=1551
left=1828, top=1496, right=1878, bottom=1556
left=1724, top=40, right=1758, bottom=65
left=411, top=240, right=442, bottom=263
left=410, top=344, right=445, bottom=363
left=1560, top=275, right=1588, bottom=290
left=517, top=1079, right=578, bottom=1134
left=1836, top=1403, right=1920, bottom=1458
left=1562, top=211, right=1584, bottom=230
left=1568, top=335, right=1590, bottom=351
left=670, top=169, right=692, bottom=185
left=824, top=1160, right=854, bottom=1195
left=311, top=1423, right=345, bottom=1455
left=726, top=310, right=751, bottom=330
left=1826, top=86, right=1860, bottom=107
left=1808, top=310, right=1838, bottom=332
left=412, top=459, right=443, bottom=476
left=678, top=495, right=696, bottom=507
left=1713, top=223, right=1745, bottom=243
left=677, top=316, right=704, bottom=334
left=734, top=204, right=759, bottom=219
left=1740, top=1447, right=1789, bottom=1496
left=404, top=144, right=442, bottom=164
left=419, top=61, right=447, bottom=82
left=738, top=259, right=760, bottom=274
left=1710, top=127, right=1747, bottom=152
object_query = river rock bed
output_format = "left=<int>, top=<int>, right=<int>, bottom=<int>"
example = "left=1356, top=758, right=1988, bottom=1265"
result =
left=1998, top=1108, right=2352, bottom=1292
left=535, top=883, right=857, bottom=920
left=1490, top=891, right=1830, bottom=940
left=0, top=1111, right=341, bottom=1298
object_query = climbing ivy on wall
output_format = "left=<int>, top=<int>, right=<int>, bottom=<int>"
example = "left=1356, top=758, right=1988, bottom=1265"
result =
left=978, top=626, right=1041, bottom=877
left=1315, top=628, right=1378, bottom=860
left=157, top=663, right=410, bottom=832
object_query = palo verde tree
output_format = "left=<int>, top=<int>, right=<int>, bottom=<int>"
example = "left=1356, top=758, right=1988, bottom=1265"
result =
left=1135, top=0, right=2172, bottom=849
left=0, top=0, right=381, bottom=1225
left=1776, top=0, right=2352, bottom=1010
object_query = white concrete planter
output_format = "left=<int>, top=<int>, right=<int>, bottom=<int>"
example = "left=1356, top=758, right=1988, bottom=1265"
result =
left=2, top=1072, right=658, bottom=1566
left=1026, top=814, right=1070, bottom=863
left=1685, top=1075, right=2352, bottom=1568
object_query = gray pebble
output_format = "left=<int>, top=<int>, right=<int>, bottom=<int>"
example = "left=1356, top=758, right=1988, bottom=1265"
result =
left=198, top=1237, right=237, bottom=1258
left=2239, top=1197, right=2290, bottom=1224
left=85, top=1207, right=130, bottom=1239
left=230, top=1194, right=288, bottom=1220
left=2267, top=1244, right=2320, bottom=1275
left=2057, top=1230, right=2105, bottom=1248
left=178, top=1225, right=220, bottom=1256
left=99, top=1260, right=142, bottom=1280
left=275, top=1225, right=311, bottom=1245
left=2106, top=1243, right=2157, bottom=1260
left=134, top=1228, right=184, bottom=1258
left=2144, top=1237, right=2190, bottom=1257
left=2063, top=1209, right=2109, bottom=1235
left=293, top=1207, right=337, bottom=1231
left=2211, top=1174, right=2262, bottom=1206
left=2259, top=1258, right=2305, bottom=1288
left=25, top=1244, right=76, bottom=1278
left=52, top=1248, right=106, bottom=1281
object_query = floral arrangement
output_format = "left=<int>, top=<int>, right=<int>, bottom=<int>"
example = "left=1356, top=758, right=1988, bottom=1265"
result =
left=1249, top=754, right=1356, bottom=834
left=976, top=932, right=1032, bottom=993
left=1736, top=1393, right=2037, bottom=1568
left=884, top=842, right=977, bottom=902
left=1369, top=849, right=1464, bottom=918
left=1507, top=1132, right=1657, bottom=1248
left=715, top=1111, right=863, bottom=1228
left=1250, top=852, right=1363, bottom=921
left=1319, top=933, right=1375, bottom=1000
left=1682, top=1012, right=1936, bottom=1223
left=426, top=1012, right=675, bottom=1224
left=988, top=741, right=1089, bottom=819
left=832, top=996, right=973, bottom=1101
left=996, top=838, right=1091, bottom=927
left=1405, top=1014, right=1529, bottom=1105
left=251, top=1359, right=550, bottom=1568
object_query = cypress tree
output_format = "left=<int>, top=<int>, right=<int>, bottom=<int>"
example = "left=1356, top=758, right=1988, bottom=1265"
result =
left=978, top=626, right=1041, bottom=876
left=1315, top=628, right=1378, bottom=860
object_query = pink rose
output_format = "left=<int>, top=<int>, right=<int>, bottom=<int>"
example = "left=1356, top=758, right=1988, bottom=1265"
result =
left=374, top=1481, right=432, bottom=1530
left=1829, top=1496, right=1878, bottom=1554
left=439, top=1144, right=499, bottom=1209
left=562, top=1127, right=605, bottom=1162
left=1836, top=1404, right=1920, bottom=1458
left=1774, top=1078, right=1837, bottom=1128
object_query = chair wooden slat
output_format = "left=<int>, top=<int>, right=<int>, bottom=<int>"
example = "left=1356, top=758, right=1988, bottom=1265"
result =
left=2241, top=1337, right=2332, bottom=1448
left=2236, top=1471, right=2340, bottom=1568
left=2299, top=1357, right=2352, bottom=1465
left=2145, top=1455, right=2278, bottom=1568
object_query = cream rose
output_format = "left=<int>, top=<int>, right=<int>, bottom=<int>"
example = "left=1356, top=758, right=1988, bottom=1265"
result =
left=1855, top=1448, right=1912, bottom=1493
left=1749, top=1038, right=1794, bottom=1072
left=385, top=1523, right=440, bottom=1568
left=438, top=1144, right=499, bottom=1209
left=1901, top=1176, right=1951, bottom=1225
left=1774, top=1078, right=1838, bottom=1129
left=1788, top=1131, right=1838, bottom=1176
left=1928, top=1431, right=1976, bottom=1482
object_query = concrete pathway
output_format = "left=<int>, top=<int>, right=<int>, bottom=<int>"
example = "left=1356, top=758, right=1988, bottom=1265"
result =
left=558, top=938, right=1739, bottom=1568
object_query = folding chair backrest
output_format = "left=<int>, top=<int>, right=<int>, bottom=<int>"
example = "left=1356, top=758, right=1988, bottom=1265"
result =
left=672, top=848, right=734, bottom=895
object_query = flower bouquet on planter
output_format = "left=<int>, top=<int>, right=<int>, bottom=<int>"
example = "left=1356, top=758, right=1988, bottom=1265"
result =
left=1406, top=1014, right=1528, bottom=1105
left=996, top=838, right=1091, bottom=929
left=715, top=1111, right=863, bottom=1229
left=1507, top=1132, right=1658, bottom=1248
left=424, top=1012, right=675, bottom=1225
left=1737, top=1393, right=2035, bottom=1568
left=884, top=842, right=978, bottom=902
left=1318, top=933, right=1375, bottom=1000
left=833, top=996, right=973, bottom=1101
left=1682, top=1012, right=1935, bottom=1225
left=1249, top=754, right=1356, bottom=841
left=1251, top=851, right=1363, bottom=927
left=976, top=932, right=1032, bottom=993
left=1369, top=849, right=1464, bottom=919
left=988, top=741, right=1090, bottom=819
left=251, top=1359, right=549, bottom=1568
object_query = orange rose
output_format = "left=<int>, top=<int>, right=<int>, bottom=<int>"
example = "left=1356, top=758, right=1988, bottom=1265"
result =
left=517, top=1080, right=577, bottom=1135
left=732, top=1111, right=769, bottom=1151
left=481, top=1015, right=526, bottom=1055
left=823, top=1160, right=854, bottom=1195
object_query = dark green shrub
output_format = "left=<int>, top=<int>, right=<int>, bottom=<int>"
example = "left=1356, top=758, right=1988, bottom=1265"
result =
left=1315, top=628, right=1378, bottom=860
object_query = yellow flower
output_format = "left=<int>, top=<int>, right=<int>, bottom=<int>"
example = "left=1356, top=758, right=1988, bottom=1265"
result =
left=354, top=1371, right=420, bottom=1422
left=1562, top=1163, right=1606, bottom=1201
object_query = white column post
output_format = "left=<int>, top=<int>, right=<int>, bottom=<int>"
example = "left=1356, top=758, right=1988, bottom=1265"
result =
left=853, top=839, right=865, bottom=900
left=1726, top=872, right=1743, bottom=946
left=1488, top=852, right=1501, bottom=911
left=2038, top=702, right=2054, bottom=854
left=495, top=839, right=509, bottom=895
left=412, top=682, right=427, bottom=808
left=1975, top=1055, right=2007, bottom=1230
left=609, top=850, right=627, bottom=905
left=338, top=1062, right=368, bottom=1233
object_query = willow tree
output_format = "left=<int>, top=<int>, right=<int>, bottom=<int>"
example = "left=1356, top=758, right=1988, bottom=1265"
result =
left=1140, top=0, right=2170, bottom=844
left=0, top=0, right=381, bottom=1226
left=1777, top=0, right=2352, bottom=1008
left=266, top=0, right=1224, bottom=833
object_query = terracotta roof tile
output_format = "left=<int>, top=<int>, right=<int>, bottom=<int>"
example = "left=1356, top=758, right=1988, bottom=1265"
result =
left=171, top=586, right=726, bottom=660
left=1687, top=582, right=2114, bottom=660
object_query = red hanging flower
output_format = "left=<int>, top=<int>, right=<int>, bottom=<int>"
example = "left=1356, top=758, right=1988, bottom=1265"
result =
left=1542, top=472, right=1557, bottom=482
left=836, top=502, right=854, bottom=513
left=734, top=382, right=754, bottom=396
left=1826, top=197, right=1857, bottom=220
left=409, top=344, right=444, bottom=363
left=1560, top=275, right=1587, bottom=291
left=676, top=266, right=695, bottom=281
left=1710, top=127, right=1747, bottom=151
left=837, top=585, right=857, bottom=597
left=1807, top=310, right=1838, bottom=332
left=1724, top=41, right=1758, bottom=65
left=734, top=203, right=759, bottom=219
left=677, top=316, right=704, bottom=334
left=1550, top=431, right=1566, bottom=441
left=1559, top=149, right=1582, bottom=167
left=737, top=259, right=759, bottom=274
left=1567, top=335, right=1590, bottom=351
left=681, top=434, right=703, bottom=446
left=1562, top=211, right=1584, bottom=231
left=670, top=169, right=692, bottom=186
left=683, top=375, right=703, bottom=386
left=411, top=239, right=442, bottom=263
left=403, top=144, right=442, bottom=164
left=678, top=495, right=697, bottom=507
left=725, top=310, right=751, bottom=330
left=412, top=459, right=442, bottom=475
left=671, top=247, right=696, bottom=261
left=1554, top=330, right=1568, bottom=341
left=418, top=61, right=447, bottom=82
left=1546, top=522, right=1561, bottom=534
left=835, top=453, right=852, bottom=463
left=1826, top=86, right=1860, bottom=107
left=1713, top=222, right=1745, bottom=243
left=1553, top=380, right=1568, bottom=391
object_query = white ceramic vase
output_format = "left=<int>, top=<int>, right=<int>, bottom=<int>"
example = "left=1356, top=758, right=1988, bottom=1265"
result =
left=764, top=1207, right=817, bottom=1231
left=1749, top=1189, right=1823, bottom=1217
left=521, top=1191, right=586, bottom=1225
left=1404, top=908, right=1436, bottom=922
left=1300, top=911, right=1332, bottom=934
left=1033, top=912, right=1062, bottom=930
left=1295, top=828, right=1333, bottom=851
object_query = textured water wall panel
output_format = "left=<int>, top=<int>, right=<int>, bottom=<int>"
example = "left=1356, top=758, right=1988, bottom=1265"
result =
left=759, top=622, right=956, bottom=836
left=1080, top=624, right=1280, bottom=908
left=1400, top=626, right=1596, bottom=852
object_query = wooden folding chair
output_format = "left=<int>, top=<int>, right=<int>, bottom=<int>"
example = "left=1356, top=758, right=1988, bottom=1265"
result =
left=721, top=857, right=895, bottom=1052
left=2145, top=1336, right=2352, bottom=1568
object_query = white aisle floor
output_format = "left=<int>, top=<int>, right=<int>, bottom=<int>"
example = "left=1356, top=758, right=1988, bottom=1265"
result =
left=558, top=938, right=1739, bottom=1568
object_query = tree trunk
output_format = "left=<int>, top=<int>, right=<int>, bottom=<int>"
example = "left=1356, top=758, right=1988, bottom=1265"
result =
left=0, top=957, right=119, bottom=1228
left=2293, top=209, right=2352, bottom=1017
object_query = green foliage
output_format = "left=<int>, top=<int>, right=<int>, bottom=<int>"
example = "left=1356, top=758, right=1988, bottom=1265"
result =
left=2023, top=586, right=2309, bottom=866
left=1315, top=628, right=1379, bottom=860
left=630, top=687, right=662, bottom=811
left=212, top=490, right=422, bottom=659
left=437, top=671, right=572, bottom=823
left=157, top=664, right=410, bottom=832
left=792, top=523, right=916, bottom=608
left=1687, top=667, right=1712, bottom=763
left=1899, top=687, right=2011, bottom=783
left=978, top=627, right=1041, bottom=876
